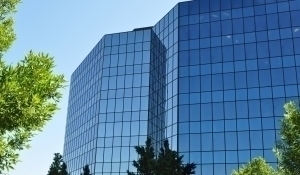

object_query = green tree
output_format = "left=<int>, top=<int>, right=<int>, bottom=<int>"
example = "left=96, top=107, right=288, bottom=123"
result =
left=273, top=101, right=300, bottom=175
left=182, top=163, right=197, bottom=175
left=0, top=0, right=19, bottom=58
left=156, top=139, right=196, bottom=175
left=81, top=165, right=91, bottom=175
left=231, top=157, right=278, bottom=175
left=60, top=162, right=69, bottom=175
left=127, top=137, right=196, bottom=175
left=0, top=0, right=65, bottom=173
left=47, top=153, right=69, bottom=175
left=127, top=137, right=156, bottom=175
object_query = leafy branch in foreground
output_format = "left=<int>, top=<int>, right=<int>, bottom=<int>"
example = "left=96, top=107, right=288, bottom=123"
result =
left=273, top=101, right=300, bottom=175
left=0, top=52, right=66, bottom=172
left=0, top=0, right=65, bottom=173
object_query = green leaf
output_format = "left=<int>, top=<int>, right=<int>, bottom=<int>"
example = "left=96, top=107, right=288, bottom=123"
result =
left=231, top=157, right=278, bottom=175
left=0, top=0, right=66, bottom=171
left=274, top=101, right=300, bottom=175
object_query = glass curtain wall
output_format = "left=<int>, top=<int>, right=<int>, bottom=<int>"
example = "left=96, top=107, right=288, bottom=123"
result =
left=63, top=0, right=300, bottom=174
left=64, top=29, right=153, bottom=175
left=177, top=0, right=300, bottom=174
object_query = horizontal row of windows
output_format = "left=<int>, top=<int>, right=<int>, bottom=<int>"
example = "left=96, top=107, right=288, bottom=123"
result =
left=178, top=38, right=300, bottom=66
left=96, top=147, right=137, bottom=163
left=179, top=55, right=300, bottom=70
left=70, top=55, right=176, bottom=82
left=102, top=33, right=178, bottom=55
left=97, top=121, right=148, bottom=137
left=182, top=150, right=276, bottom=165
left=98, top=111, right=148, bottom=123
left=180, top=0, right=300, bottom=15
left=179, top=98, right=288, bottom=121
left=97, top=97, right=149, bottom=113
left=64, top=119, right=281, bottom=150
left=97, top=137, right=148, bottom=149
left=178, top=117, right=280, bottom=132
left=184, top=5, right=300, bottom=25
left=98, top=74, right=150, bottom=90
left=87, top=52, right=151, bottom=70
left=103, top=42, right=151, bottom=54
left=181, top=11, right=300, bottom=36
left=179, top=69, right=300, bottom=90
left=178, top=130, right=277, bottom=151
left=181, top=6, right=299, bottom=26
left=104, top=30, right=151, bottom=46
left=181, top=39, right=300, bottom=55
left=94, top=148, right=276, bottom=165
left=179, top=87, right=299, bottom=103
left=180, top=27, right=300, bottom=47
left=100, top=65, right=150, bottom=77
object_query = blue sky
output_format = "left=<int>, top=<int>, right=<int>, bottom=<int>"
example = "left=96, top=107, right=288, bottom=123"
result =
left=5, top=1, right=183, bottom=175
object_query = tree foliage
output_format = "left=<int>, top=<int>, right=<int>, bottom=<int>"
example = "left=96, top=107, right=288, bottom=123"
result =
left=127, top=137, right=156, bottom=175
left=231, top=157, right=278, bottom=175
left=0, top=0, right=20, bottom=57
left=47, top=153, right=69, bottom=175
left=273, top=101, right=300, bottom=175
left=81, top=165, right=91, bottom=175
left=127, top=137, right=196, bottom=175
left=60, top=162, right=69, bottom=175
left=156, top=139, right=196, bottom=175
left=0, top=0, right=65, bottom=173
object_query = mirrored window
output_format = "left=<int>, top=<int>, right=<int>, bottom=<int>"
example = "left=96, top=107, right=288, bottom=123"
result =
left=120, top=33, right=127, bottom=45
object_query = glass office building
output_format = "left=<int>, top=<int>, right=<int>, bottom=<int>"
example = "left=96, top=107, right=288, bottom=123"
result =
left=63, top=0, right=300, bottom=174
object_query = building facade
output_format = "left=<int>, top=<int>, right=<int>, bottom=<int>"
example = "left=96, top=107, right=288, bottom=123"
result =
left=63, top=0, right=300, bottom=174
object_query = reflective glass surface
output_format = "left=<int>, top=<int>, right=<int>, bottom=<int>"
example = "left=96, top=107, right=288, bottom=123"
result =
left=178, top=0, right=300, bottom=174
left=64, top=0, right=300, bottom=174
left=63, top=4, right=179, bottom=175
left=64, top=29, right=153, bottom=175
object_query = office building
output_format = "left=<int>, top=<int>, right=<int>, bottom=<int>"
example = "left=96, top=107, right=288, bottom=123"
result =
left=63, top=0, right=300, bottom=174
